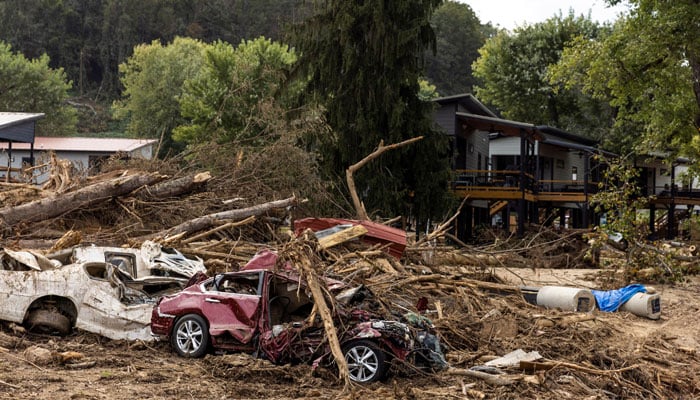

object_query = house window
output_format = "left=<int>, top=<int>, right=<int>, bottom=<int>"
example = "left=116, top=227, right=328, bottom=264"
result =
left=88, top=155, right=110, bottom=174
left=21, top=157, right=34, bottom=168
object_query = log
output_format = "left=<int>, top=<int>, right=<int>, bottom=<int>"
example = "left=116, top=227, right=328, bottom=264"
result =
left=290, top=236, right=350, bottom=386
left=181, top=216, right=256, bottom=244
left=519, top=360, right=639, bottom=375
left=149, top=196, right=298, bottom=239
left=135, top=171, right=212, bottom=200
left=374, top=273, right=521, bottom=295
left=0, top=172, right=167, bottom=228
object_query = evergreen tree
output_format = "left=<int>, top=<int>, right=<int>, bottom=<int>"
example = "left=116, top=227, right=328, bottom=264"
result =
left=291, top=0, right=453, bottom=227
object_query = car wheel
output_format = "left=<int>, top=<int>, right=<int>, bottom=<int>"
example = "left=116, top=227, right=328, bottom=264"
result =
left=25, top=309, right=71, bottom=336
left=343, top=340, right=387, bottom=383
left=171, top=314, right=209, bottom=358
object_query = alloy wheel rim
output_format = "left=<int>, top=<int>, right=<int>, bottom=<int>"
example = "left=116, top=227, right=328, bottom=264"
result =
left=345, top=345, right=379, bottom=382
left=176, top=320, right=203, bottom=354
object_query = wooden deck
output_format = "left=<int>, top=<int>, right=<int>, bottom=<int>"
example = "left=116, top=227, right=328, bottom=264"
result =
left=454, top=186, right=588, bottom=203
left=455, top=187, right=700, bottom=207
left=651, top=197, right=700, bottom=207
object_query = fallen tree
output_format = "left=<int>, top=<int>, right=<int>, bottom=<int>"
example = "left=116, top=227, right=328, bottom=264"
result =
left=0, top=172, right=167, bottom=229
left=147, top=195, right=299, bottom=240
left=134, top=171, right=212, bottom=200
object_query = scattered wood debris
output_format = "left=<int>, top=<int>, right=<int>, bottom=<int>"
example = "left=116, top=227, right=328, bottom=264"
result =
left=0, top=162, right=698, bottom=399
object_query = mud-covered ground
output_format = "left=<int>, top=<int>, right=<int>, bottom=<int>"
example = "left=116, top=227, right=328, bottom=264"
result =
left=1, top=269, right=699, bottom=400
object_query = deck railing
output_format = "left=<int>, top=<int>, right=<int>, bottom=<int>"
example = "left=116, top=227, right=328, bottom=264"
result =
left=453, top=170, right=601, bottom=197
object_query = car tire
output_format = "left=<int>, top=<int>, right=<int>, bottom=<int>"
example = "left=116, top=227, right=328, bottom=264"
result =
left=171, top=314, right=209, bottom=358
left=343, top=340, right=388, bottom=383
left=25, top=309, right=71, bottom=336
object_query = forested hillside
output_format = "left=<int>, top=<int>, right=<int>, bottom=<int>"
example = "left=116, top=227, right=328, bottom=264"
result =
left=0, top=1, right=491, bottom=105
left=0, top=0, right=307, bottom=98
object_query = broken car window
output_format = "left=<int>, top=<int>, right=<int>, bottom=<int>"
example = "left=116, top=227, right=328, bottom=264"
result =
left=209, top=274, right=260, bottom=295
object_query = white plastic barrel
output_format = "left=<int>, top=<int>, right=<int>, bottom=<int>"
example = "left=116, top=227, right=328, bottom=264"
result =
left=619, top=292, right=661, bottom=319
left=536, top=286, right=596, bottom=312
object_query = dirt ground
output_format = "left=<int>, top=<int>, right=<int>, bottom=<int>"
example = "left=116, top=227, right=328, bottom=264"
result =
left=1, top=268, right=699, bottom=400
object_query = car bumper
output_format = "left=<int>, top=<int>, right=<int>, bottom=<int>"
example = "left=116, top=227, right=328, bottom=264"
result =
left=150, top=306, right=176, bottom=336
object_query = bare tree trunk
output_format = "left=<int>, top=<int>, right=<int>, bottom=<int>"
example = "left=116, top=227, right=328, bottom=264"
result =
left=147, top=196, right=298, bottom=240
left=346, top=137, right=423, bottom=220
left=135, top=172, right=212, bottom=200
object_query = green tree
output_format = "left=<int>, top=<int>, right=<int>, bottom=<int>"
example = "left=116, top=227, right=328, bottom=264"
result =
left=0, top=0, right=309, bottom=101
left=591, top=155, right=681, bottom=282
left=424, top=0, right=494, bottom=96
left=418, top=79, right=439, bottom=101
left=0, top=42, right=76, bottom=135
left=290, top=0, right=453, bottom=226
left=473, top=12, right=613, bottom=140
left=173, top=37, right=298, bottom=146
left=551, top=0, right=700, bottom=158
left=113, top=37, right=206, bottom=157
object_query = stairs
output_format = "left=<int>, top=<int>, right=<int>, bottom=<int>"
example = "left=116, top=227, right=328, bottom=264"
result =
left=490, top=200, right=508, bottom=216
left=654, top=209, right=689, bottom=237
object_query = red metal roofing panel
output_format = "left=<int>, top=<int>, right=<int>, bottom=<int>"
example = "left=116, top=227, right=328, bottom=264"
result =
left=294, top=217, right=407, bottom=259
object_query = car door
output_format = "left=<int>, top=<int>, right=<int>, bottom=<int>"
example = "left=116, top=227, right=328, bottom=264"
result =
left=199, top=272, right=263, bottom=344
left=78, top=262, right=153, bottom=341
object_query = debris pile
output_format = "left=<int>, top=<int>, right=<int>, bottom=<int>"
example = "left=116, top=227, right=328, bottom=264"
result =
left=0, top=162, right=699, bottom=399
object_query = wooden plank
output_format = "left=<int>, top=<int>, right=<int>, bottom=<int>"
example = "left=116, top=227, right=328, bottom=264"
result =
left=317, top=224, right=368, bottom=249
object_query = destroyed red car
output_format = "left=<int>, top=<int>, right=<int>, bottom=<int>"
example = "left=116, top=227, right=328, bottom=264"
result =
left=151, top=251, right=446, bottom=383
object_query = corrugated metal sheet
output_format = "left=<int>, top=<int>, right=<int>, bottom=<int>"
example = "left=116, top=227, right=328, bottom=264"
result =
left=294, top=217, right=407, bottom=259
left=0, top=112, right=44, bottom=142
left=0, top=136, right=157, bottom=152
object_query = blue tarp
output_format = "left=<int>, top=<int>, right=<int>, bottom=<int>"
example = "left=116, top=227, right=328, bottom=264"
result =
left=592, top=284, right=647, bottom=312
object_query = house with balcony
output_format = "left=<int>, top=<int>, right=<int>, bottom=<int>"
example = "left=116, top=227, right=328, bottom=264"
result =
left=434, top=94, right=697, bottom=241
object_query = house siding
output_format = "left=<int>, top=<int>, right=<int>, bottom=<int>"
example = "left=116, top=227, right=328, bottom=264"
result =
left=434, top=105, right=456, bottom=136
left=489, top=136, right=520, bottom=156
left=0, top=146, right=155, bottom=184
left=472, top=131, right=489, bottom=170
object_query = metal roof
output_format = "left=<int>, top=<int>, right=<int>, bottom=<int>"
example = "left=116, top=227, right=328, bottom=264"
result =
left=434, top=94, right=497, bottom=117
left=0, top=136, right=157, bottom=152
left=536, top=125, right=598, bottom=147
left=456, top=112, right=542, bottom=139
left=0, top=112, right=45, bottom=143
left=543, top=138, right=617, bottom=157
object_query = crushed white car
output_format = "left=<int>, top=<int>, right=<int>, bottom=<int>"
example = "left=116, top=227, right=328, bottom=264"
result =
left=0, top=242, right=205, bottom=341
left=47, top=241, right=206, bottom=281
